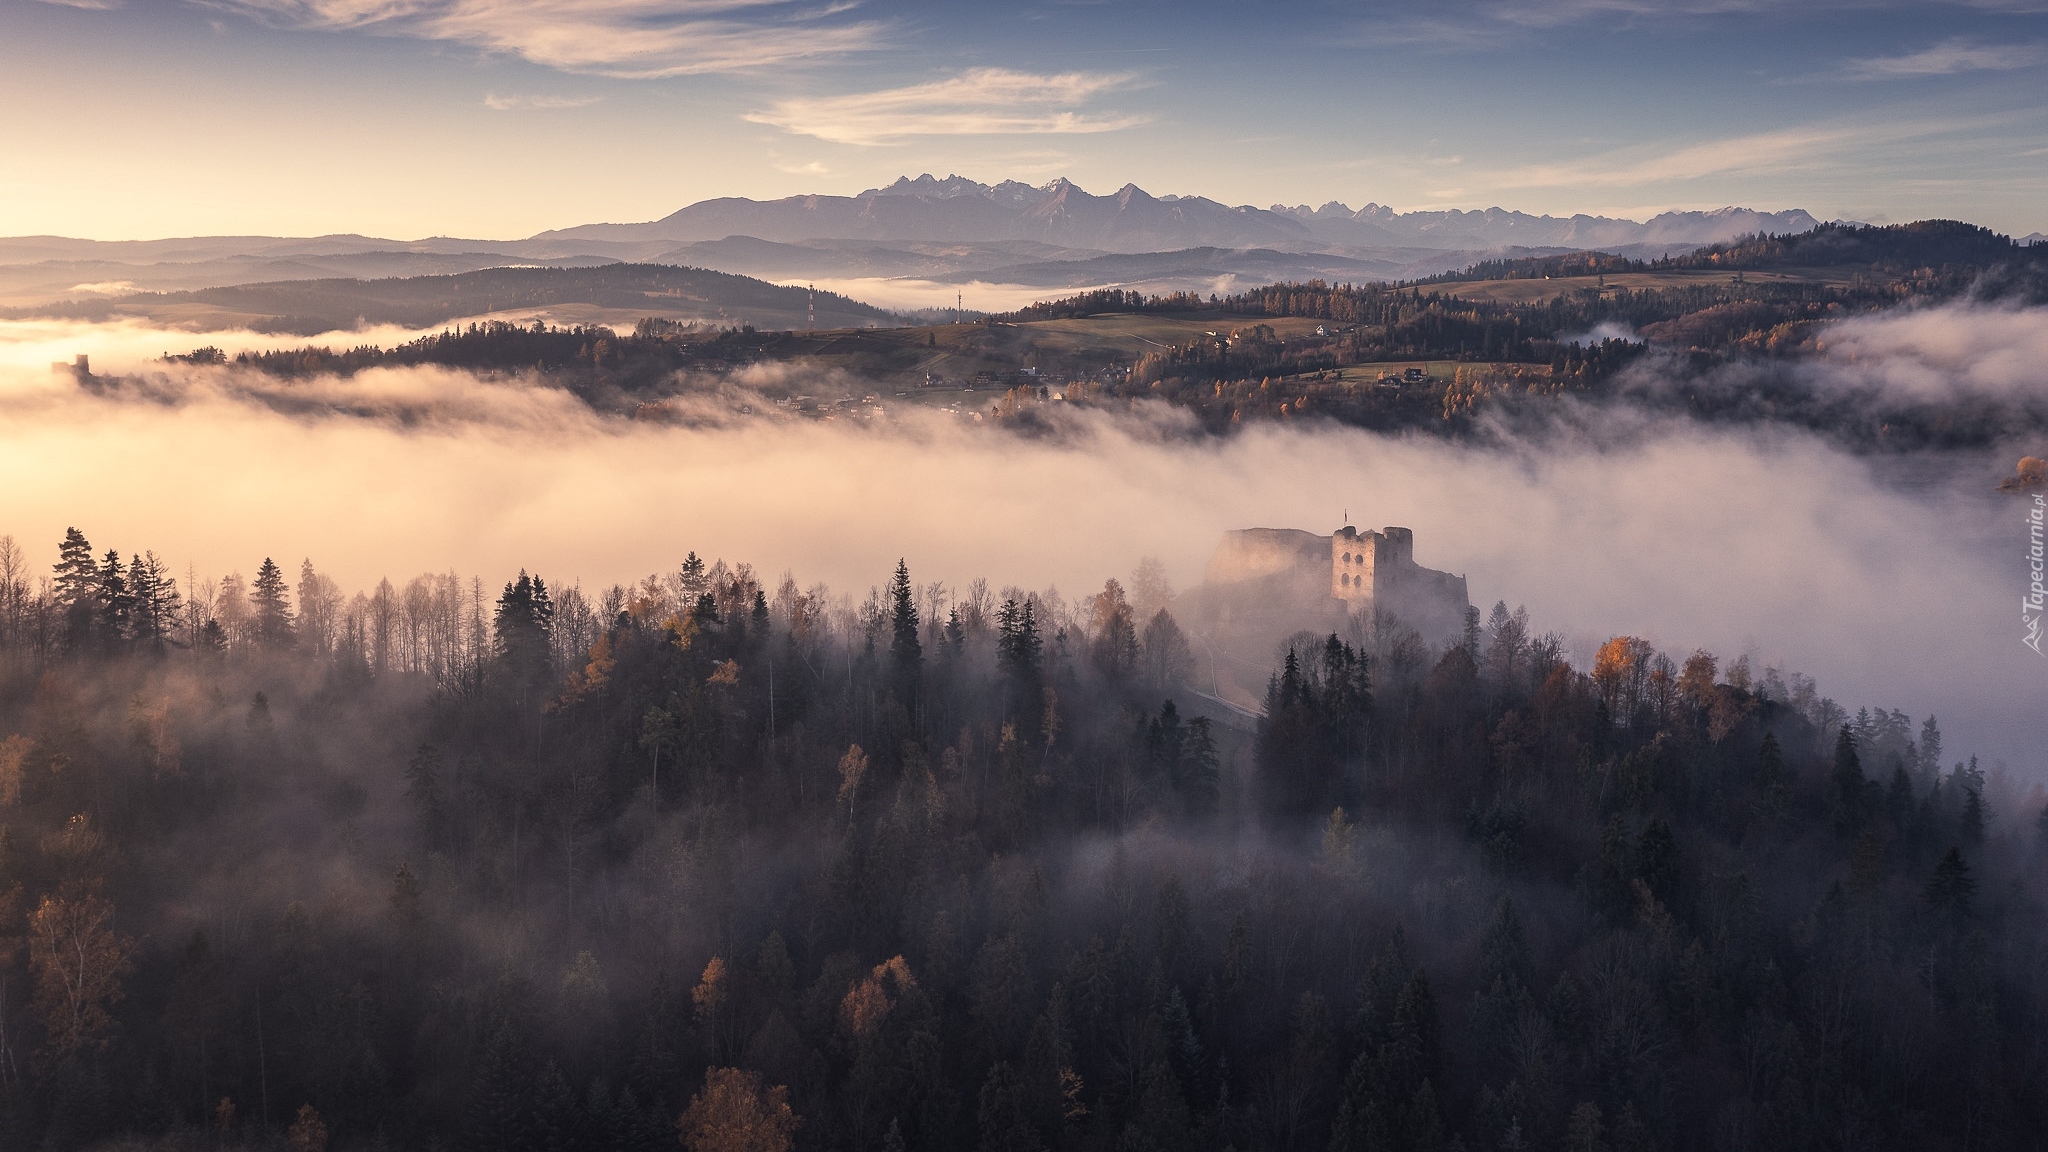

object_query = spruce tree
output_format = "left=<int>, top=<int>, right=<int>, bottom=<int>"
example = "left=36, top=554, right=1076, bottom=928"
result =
left=53, top=527, right=99, bottom=646
left=493, top=571, right=553, bottom=690
left=250, top=558, right=295, bottom=650
left=128, top=551, right=181, bottom=651
left=1828, top=727, right=1869, bottom=836
left=1925, top=846, right=1976, bottom=922
left=95, top=548, right=132, bottom=646
left=889, top=559, right=921, bottom=703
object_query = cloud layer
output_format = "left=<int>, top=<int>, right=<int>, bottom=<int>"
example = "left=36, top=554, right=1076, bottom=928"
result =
left=745, top=68, right=1149, bottom=146
left=1845, top=37, right=2047, bottom=77
left=201, top=0, right=879, bottom=77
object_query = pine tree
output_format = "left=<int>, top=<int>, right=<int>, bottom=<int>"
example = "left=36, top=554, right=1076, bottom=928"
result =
left=1477, top=896, right=1532, bottom=992
left=1960, top=785, right=1985, bottom=847
left=96, top=548, right=132, bottom=647
left=1828, top=727, right=1869, bottom=836
left=128, top=551, right=181, bottom=652
left=53, top=527, right=99, bottom=646
left=1755, top=730, right=1787, bottom=816
left=250, top=558, right=295, bottom=650
left=889, top=559, right=922, bottom=703
left=678, top=552, right=708, bottom=604
left=1925, top=845, right=1976, bottom=922
left=975, top=1061, right=1043, bottom=1152
left=1886, top=764, right=1916, bottom=831
left=996, top=599, right=1042, bottom=725
left=494, top=571, right=554, bottom=690
left=1918, top=715, right=1943, bottom=780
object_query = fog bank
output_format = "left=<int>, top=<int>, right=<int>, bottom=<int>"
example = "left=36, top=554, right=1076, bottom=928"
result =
left=1, top=314, right=2040, bottom=780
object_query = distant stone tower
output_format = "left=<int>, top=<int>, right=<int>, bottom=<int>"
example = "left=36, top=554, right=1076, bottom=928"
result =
left=1330, top=525, right=1413, bottom=601
left=1201, top=521, right=1470, bottom=643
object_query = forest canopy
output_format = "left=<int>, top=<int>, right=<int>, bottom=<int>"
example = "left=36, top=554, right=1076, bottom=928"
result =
left=0, top=525, right=2040, bottom=1152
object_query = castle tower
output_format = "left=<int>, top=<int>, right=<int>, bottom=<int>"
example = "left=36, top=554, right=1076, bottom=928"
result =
left=1331, top=524, right=1393, bottom=602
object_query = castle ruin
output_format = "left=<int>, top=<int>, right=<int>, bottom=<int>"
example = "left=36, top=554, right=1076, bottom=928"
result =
left=1203, top=523, right=1470, bottom=642
left=1171, top=523, right=1473, bottom=715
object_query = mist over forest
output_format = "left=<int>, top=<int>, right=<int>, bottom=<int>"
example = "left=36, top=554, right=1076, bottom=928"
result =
left=0, top=253, right=2046, bottom=1152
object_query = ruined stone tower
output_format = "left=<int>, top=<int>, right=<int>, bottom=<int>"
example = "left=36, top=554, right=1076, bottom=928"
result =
left=1202, top=522, right=1470, bottom=642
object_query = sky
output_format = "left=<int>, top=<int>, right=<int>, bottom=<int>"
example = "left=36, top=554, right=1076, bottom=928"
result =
left=3, top=0, right=2046, bottom=241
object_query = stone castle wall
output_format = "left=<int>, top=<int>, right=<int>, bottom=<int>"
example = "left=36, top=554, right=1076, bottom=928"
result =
left=1208, top=522, right=1469, bottom=642
left=1205, top=527, right=1330, bottom=586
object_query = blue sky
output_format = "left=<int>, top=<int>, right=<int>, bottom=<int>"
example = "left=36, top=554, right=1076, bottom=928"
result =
left=3, top=0, right=2044, bottom=239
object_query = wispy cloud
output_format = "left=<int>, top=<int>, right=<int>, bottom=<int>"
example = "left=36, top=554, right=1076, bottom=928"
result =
left=1491, top=121, right=1924, bottom=189
left=1842, top=38, right=2046, bottom=78
left=198, top=0, right=879, bottom=77
left=483, top=91, right=602, bottom=110
left=33, top=0, right=123, bottom=8
left=1483, top=0, right=1773, bottom=26
left=744, top=68, right=1148, bottom=146
left=1348, top=0, right=2048, bottom=50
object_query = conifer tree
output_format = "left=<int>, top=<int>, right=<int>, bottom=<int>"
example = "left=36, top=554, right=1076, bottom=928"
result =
left=250, top=558, right=295, bottom=650
left=127, top=551, right=181, bottom=651
left=96, top=548, right=132, bottom=647
left=889, top=559, right=921, bottom=704
left=53, top=527, right=98, bottom=646
left=1828, top=727, right=1869, bottom=836
left=1925, top=846, right=1976, bottom=922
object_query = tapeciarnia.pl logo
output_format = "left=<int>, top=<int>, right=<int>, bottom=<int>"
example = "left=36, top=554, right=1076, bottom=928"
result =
left=2027, top=494, right=2046, bottom=656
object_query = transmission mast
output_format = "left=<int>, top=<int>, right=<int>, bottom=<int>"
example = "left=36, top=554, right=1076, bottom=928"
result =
left=807, top=284, right=815, bottom=333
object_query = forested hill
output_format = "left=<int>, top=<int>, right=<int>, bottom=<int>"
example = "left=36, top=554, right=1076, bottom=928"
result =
left=5, top=264, right=902, bottom=335
left=0, top=528, right=2041, bottom=1152
left=1428, top=219, right=2045, bottom=285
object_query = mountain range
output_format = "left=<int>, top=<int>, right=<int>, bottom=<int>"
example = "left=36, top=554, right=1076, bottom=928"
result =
left=0, top=175, right=1840, bottom=312
left=539, top=173, right=1826, bottom=256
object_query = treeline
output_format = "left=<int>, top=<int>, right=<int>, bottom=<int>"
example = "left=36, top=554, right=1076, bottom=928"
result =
left=20, top=264, right=901, bottom=336
left=1000, top=290, right=1214, bottom=323
left=1421, top=220, right=2043, bottom=286
left=1654, top=219, right=2042, bottom=277
left=0, top=527, right=2042, bottom=1152
left=203, top=321, right=810, bottom=396
left=225, top=322, right=687, bottom=380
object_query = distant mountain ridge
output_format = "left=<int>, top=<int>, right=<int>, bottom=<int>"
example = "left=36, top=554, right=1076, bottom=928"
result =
left=1269, top=201, right=1826, bottom=251
left=537, top=173, right=1828, bottom=255
left=0, top=175, right=1856, bottom=309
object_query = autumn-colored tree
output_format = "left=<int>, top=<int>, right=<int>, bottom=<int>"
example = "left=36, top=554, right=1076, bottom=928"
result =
left=836, top=744, right=868, bottom=828
left=678, top=1067, right=799, bottom=1152
left=27, top=887, right=133, bottom=1061
left=693, top=957, right=728, bottom=1024
left=0, top=734, right=28, bottom=807
left=840, top=955, right=915, bottom=1038
left=1677, top=648, right=1718, bottom=710
left=287, top=1104, right=328, bottom=1152
left=1591, top=636, right=1654, bottom=722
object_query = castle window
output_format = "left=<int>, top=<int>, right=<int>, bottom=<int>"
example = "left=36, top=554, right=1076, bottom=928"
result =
left=1341, top=573, right=1351, bottom=586
left=1341, top=552, right=1351, bottom=562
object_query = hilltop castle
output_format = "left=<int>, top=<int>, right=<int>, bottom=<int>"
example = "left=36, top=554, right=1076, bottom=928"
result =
left=1204, top=523, right=1470, bottom=640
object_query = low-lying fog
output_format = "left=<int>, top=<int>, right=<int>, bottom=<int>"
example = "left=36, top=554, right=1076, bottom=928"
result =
left=1, top=309, right=2040, bottom=781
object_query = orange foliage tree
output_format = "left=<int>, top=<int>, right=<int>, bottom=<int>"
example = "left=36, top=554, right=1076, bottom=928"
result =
left=678, top=1067, right=799, bottom=1152
left=27, top=887, right=134, bottom=1060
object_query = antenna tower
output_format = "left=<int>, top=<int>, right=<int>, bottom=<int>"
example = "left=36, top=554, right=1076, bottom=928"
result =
left=807, top=284, right=815, bottom=333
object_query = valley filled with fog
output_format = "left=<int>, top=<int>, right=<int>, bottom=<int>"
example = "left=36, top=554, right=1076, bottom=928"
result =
left=3, top=303, right=2038, bottom=777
